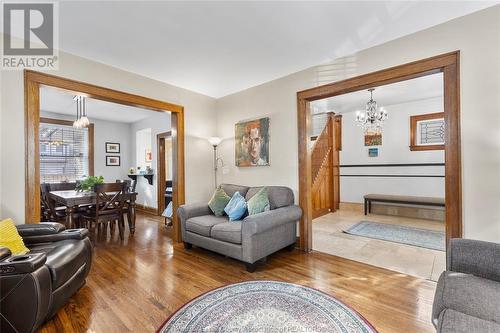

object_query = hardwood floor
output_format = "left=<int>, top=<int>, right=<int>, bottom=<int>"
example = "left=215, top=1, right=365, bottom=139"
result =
left=41, top=212, right=438, bottom=333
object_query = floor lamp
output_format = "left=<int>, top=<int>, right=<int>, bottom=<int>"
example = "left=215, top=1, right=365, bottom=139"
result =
left=208, top=137, right=223, bottom=189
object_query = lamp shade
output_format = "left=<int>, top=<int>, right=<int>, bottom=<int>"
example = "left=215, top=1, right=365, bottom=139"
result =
left=208, top=137, right=222, bottom=147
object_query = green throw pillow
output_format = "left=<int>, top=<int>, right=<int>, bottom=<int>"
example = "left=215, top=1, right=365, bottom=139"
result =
left=208, top=187, right=231, bottom=216
left=247, top=187, right=270, bottom=215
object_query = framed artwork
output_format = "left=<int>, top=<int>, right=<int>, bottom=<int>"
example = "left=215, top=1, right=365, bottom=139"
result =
left=106, top=155, right=120, bottom=166
left=364, top=130, right=382, bottom=146
left=105, top=142, right=120, bottom=153
left=235, top=117, right=270, bottom=167
left=368, top=148, right=379, bottom=157
left=145, top=149, right=153, bottom=162
left=410, top=112, right=445, bottom=151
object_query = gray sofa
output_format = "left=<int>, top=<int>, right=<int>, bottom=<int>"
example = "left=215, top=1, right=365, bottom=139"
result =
left=432, top=238, right=500, bottom=333
left=178, top=184, right=302, bottom=272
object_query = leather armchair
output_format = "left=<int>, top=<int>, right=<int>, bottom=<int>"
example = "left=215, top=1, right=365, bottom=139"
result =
left=0, top=222, right=93, bottom=333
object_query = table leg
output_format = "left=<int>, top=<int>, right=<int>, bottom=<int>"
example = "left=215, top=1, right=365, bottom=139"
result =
left=129, top=202, right=136, bottom=234
left=66, top=206, right=75, bottom=229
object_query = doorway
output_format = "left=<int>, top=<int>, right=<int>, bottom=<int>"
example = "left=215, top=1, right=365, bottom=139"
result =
left=157, top=131, right=173, bottom=218
left=24, top=70, right=186, bottom=242
left=309, top=73, right=447, bottom=280
left=296, top=51, right=461, bottom=255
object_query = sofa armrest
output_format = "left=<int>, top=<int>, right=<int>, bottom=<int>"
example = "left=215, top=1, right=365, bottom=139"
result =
left=22, top=228, right=89, bottom=245
left=177, top=203, right=212, bottom=223
left=16, top=222, right=66, bottom=237
left=0, top=247, right=12, bottom=262
left=448, top=238, right=500, bottom=282
left=242, top=205, right=302, bottom=236
left=0, top=252, right=47, bottom=275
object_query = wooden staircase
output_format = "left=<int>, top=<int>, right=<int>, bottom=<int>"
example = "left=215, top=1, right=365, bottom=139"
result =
left=310, top=113, right=341, bottom=219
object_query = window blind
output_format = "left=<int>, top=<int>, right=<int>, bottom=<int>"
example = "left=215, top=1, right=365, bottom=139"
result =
left=39, top=122, right=89, bottom=183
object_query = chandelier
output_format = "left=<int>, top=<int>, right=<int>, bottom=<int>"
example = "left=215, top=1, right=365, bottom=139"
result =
left=73, top=95, right=90, bottom=128
left=355, top=88, right=388, bottom=132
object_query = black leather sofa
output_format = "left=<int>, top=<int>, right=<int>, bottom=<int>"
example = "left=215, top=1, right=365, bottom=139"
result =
left=0, top=222, right=93, bottom=333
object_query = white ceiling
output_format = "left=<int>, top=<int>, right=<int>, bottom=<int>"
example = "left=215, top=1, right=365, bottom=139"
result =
left=40, top=86, right=161, bottom=123
left=311, top=72, right=443, bottom=114
left=47, top=2, right=496, bottom=97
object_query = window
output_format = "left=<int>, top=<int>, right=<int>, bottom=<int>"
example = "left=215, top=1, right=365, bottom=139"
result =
left=410, top=112, right=445, bottom=151
left=39, top=118, right=94, bottom=183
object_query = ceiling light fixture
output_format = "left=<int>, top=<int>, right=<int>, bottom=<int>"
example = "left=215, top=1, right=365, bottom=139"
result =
left=355, top=88, right=388, bottom=132
left=73, top=96, right=90, bottom=128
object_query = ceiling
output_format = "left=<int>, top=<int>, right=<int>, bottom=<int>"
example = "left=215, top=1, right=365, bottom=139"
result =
left=5, top=2, right=496, bottom=98
left=311, top=72, right=443, bottom=114
left=40, top=86, right=163, bottom=123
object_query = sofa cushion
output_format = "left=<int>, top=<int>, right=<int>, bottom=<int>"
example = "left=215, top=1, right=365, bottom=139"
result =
left=246, top=186, right=294, bottom=209
left=208, top=187, right=231, bottom=216
left=224, top=192, right=247, bottom=221
left=0, top=218, right=29, bottom=255
left=247, top=187, right=270, bottom=215
left=211, top=222, right=242, bottom=244
left=29, top=239, right=89, bottom=290
left=221, top=184, right=250, bottom=198
left=439, top=309, right=500, bottom=333
left=185, top=215, right=228, bottom=237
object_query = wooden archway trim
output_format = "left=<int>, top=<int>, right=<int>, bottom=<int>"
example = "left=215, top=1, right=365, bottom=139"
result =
left=297, top=51, right=461, bottom=251
left=24, top=70, right=185, bottom=242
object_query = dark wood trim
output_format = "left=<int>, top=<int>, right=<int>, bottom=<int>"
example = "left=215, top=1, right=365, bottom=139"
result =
left=135, top=203, right=158, bottom=216
left=24, top=70, right=185, bottom=243
left=157, top=131, right=172, bottom=215
left=40, top=117, right=95, bottom=176
left=171, top=112, right=185, bottom=243
left=297, top=51, right=462, bottom=251
left=409, top=112, right=445, bottom=151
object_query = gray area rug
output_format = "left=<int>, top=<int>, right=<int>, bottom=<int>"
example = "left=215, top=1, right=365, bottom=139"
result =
left=158, top=280, right=377, bottom=332
left=344, top=221, right=445, bottom=251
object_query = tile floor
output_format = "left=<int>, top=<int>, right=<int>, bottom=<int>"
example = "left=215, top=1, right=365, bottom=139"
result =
left=312, top=210, right=446, bottom=281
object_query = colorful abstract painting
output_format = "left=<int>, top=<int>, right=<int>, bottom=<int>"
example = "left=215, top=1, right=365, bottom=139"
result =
left=235, top=117, right=270, bottom=167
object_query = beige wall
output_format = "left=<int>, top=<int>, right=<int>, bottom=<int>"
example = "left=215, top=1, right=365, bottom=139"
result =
left=215, top=6, right=500, bottom=242
left=0, top=45, right=217, bottom=223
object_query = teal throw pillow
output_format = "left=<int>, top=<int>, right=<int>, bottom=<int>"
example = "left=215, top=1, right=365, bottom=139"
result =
left=224, top=191, right=247, bottom=221
left=247, top=187, right=270, bottom=216
left=208, top=187, right=231, bottom=216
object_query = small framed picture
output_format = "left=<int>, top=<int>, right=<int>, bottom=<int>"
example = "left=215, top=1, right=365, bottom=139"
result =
left=105, top=142, right=120, bottom=153
left=368, top=148, right=378, bottom=157
left=145, top=149, right=153, bottom=162
left=106, top=155, right=121, bottom=166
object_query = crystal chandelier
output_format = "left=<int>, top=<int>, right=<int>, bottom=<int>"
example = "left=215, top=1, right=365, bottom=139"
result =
left=355, top=88, right=388, bottom=132
left=73, top=95, right=90, bottom=128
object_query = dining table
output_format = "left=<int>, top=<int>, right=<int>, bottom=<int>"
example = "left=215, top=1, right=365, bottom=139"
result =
left=48, top=190, right=137, bottom=232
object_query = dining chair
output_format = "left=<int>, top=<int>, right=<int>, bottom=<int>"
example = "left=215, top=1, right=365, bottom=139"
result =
left=116, top=179, right=137, bottom=232
left=41, top=183, right=73, bottom=222
left=82, top=182, right=127, bottom=239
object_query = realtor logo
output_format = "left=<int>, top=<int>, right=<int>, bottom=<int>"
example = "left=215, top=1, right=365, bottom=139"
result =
left=2, top=2, right=59, bottom=69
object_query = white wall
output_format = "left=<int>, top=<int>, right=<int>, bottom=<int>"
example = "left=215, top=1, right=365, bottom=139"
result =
left=340, top=97, right=445, bottom=203
left=215, top=7, right=500, bottom=242
left=130, top=112, right=171, bottom=209
left=0, top=43, right=217, bottom=224
left=40, top=111, right=132, bottom=182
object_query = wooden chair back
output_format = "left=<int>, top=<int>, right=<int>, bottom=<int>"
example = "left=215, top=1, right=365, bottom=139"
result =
left=116, top=179, right=136, bottom=193
left=40, top=183, right=53, bottom=220
left=93, top=183, right=127, bottom=219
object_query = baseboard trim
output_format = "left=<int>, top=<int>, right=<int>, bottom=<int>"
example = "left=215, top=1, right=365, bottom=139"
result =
left=135, top=203, right=158, bottom=216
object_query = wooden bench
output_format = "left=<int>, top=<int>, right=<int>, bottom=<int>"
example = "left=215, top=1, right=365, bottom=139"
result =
left=364, top=194, right=445, bottom=215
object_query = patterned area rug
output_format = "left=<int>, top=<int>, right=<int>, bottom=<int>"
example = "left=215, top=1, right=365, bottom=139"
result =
left=158, top=280, right=377, bottom=333
left=344, top=221, right=445, bottom=251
